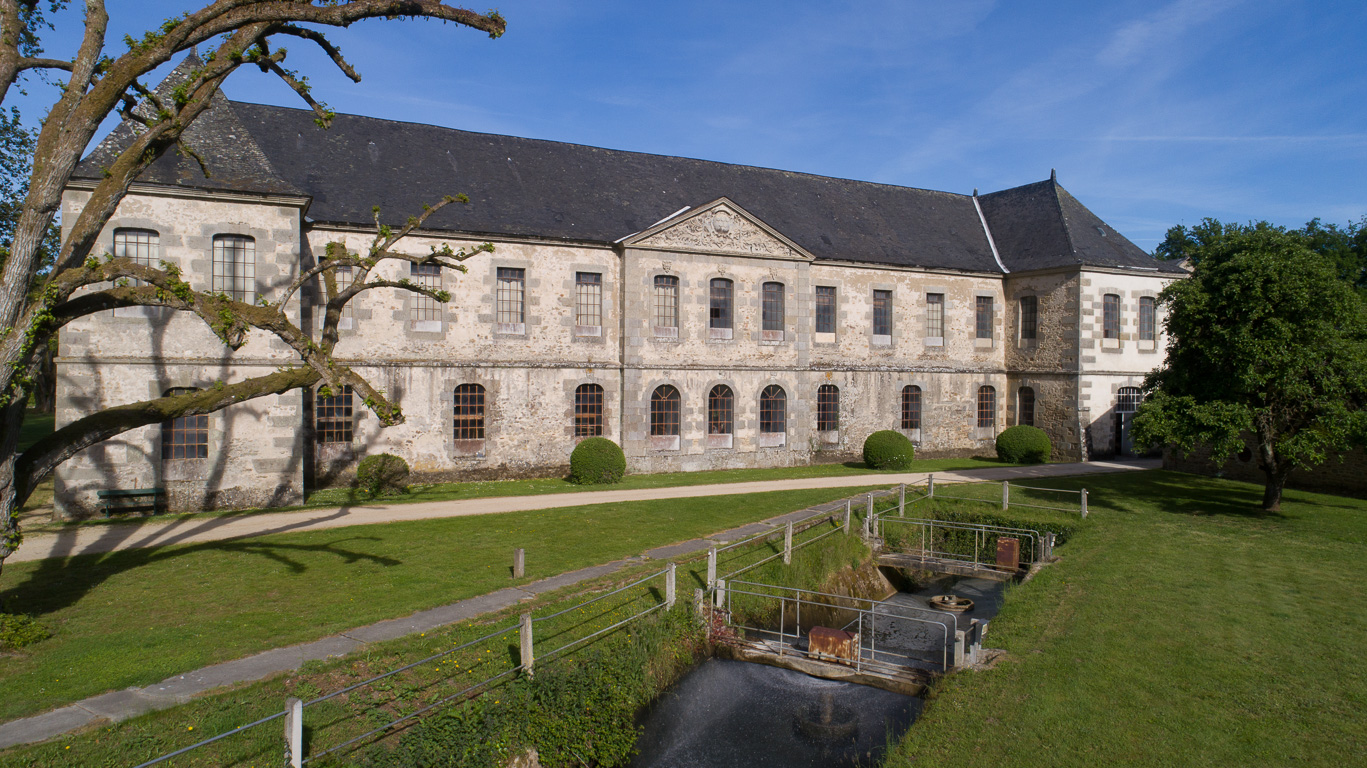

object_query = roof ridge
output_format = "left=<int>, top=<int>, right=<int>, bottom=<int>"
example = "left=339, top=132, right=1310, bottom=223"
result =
left=1048, top=177, right=1081, bottom=265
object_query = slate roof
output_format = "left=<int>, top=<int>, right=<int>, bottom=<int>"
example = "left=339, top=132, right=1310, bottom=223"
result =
left=76, top=57, right=301, bottom=198
left=74, top=66, right=1179, bottom=275
left=979, top=178, right=1186, bottom=274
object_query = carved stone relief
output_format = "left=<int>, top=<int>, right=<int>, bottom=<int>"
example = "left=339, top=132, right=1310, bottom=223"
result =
left=640, top=205, right=798, bottom=258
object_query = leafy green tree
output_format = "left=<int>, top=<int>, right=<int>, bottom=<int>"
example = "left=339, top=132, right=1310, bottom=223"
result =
left=1157, top=217, right=1367, bottom=299
left=1134, top=221, right=1367, bottom=511
left=0, top=1, right=506, bottom=570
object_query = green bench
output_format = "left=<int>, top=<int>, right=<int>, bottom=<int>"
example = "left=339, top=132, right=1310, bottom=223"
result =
left=96, top=488, right=166, bottom=517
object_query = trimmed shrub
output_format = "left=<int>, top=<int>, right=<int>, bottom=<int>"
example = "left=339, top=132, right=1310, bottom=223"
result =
left=863, top=429, right=915, bottom=470
left=0, top=614, right=50, bottom=651
left=356, top=453, right=411, bottom=497
left=569, top=437, right=626, bottom=485
left=996, top=425, right=1052, bottom=463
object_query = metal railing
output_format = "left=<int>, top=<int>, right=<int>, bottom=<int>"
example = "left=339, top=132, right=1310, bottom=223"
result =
left=901, top=473, right=1088, bottom=517
left=878, top=516, right=1041, bottom=571
left=720, top=579, right=956, bottom=672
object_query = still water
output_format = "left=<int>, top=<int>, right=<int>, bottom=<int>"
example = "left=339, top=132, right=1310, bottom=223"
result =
left=629, top=659, right=920, bottom=768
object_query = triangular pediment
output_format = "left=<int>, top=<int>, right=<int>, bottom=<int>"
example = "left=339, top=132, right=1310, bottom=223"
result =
left=623, top=198, right=812, bottom=261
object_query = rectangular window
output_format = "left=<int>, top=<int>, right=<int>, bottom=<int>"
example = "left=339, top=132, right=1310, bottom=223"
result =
left=926, top=293, right=944, bottom=340
left=411, top=262, right=442, bottom=327
left=762, top=281, right=785, bottom=339
left=976, top=296, right=993, bottom=339
left=331, top=265, right=354, bottom=323
left=977, top=386, right=996, bottom=429
left=575, top=272, right=602, bottom=331
left=114, top=228, right=159, bottom=283
left=1020, top=296, right=1038, bottom=340
left=315, top=385, right=354, bottom=444
left=815, top=286, right=837, bottom=334
left=709, top=279, right=733, bottom=329
left=496, top=267, right=526, bottom=326
left=654, top=275, right=679, bottom=331
left=872, top=290, right=892, bottom=337
left=1103, top=294, right=1121, bottom=339
left=1139, top=296, right=1156, bottom=341
left=211, top=234, right=255, bottom=302
left=574, top=384, right=604, bottom=437
left=161, top=388, right=208, bottom=460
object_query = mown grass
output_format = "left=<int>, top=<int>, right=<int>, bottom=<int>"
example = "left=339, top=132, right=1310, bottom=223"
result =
left=22, top=455, right=1020, bottom=534
left=0, top=484, right=889, bottom=723
left=886, top=470, right=1367, bottom=767
left=0, top=502, right=871, bottom=767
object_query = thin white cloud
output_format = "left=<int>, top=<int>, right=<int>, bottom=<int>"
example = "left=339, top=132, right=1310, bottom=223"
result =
left=1097, top=0, right=1243, bottom=68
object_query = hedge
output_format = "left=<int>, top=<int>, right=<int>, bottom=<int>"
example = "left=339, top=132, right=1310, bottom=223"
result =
left=568, top=437, right=626, bottom=485
left=863, top=430, right=915, bottom=470
left=995, top=425, right=1052, bottom=463
left=356, top=453, right=411, bottom=497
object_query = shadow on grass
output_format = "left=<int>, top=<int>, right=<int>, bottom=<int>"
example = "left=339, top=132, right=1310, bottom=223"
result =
left=2, top=517, right=402, bottom=619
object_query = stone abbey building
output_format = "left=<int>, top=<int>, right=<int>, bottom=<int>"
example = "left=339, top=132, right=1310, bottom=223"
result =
left=55, top=85, right=1184, bottom=515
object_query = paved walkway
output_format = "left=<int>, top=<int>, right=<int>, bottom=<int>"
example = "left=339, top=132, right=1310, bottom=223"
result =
left=0, top=458, right=1158, bottom=750
left=12, top=459, right=1158, bottom=565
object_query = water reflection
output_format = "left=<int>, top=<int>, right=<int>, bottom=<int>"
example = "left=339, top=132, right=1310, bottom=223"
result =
left=630, top=659, right=920, bottom=768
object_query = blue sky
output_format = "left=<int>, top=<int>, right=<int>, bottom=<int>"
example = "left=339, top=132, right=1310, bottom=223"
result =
left=14, top=0, right=1367, bottom=250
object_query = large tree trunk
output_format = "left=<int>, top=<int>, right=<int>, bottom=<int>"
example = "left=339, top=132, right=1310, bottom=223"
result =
left=1261, top=466, right=1291, bottom=512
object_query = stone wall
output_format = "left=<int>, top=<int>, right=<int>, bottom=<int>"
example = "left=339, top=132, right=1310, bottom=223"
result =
left=1164, top=443, right=1367, bottom=499
left=53, top=189, right=1177, bottom=514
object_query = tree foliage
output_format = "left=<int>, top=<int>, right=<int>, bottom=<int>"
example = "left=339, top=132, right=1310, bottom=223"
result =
left=1134, top=220, right=1367, bottom=511
left=1156, top=216, right=1367, bottom=299
left=0, top=1, right=507, bottom=567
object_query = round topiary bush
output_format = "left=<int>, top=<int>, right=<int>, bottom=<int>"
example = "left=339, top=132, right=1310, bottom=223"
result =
left=863, top=430, right=915, bottom=470
left=996, top=425, right=1052, bottom=463
left=355, top=453, right=411, bottom=497
left=569, top=437, right=626, bottom=485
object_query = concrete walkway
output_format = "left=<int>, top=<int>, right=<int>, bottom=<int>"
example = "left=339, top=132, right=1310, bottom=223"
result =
left=0, top=458, right=1158, bottom=750
left=11, top=459, right=1159, bottom=564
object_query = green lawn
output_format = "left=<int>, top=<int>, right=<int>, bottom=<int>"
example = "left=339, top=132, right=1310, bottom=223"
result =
left=0, top=483, right=888, bottom=722
left=887, top=470, right=1367, bottom=767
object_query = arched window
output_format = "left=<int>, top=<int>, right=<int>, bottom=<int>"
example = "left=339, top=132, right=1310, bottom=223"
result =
left=454, top=384, right=486, bottom=440
left=162, top=388, right=208, bottom=460
left=650, top=385, right=681, bottom=436
left=574, top=384, right=604, bottom=437
left=977, top=386, right=996, bottom=429
left=816, top=384, right=839, bottom=432
left=1117, top=387, right=1142, bottom=414
left=760, top=385, right=786, bottom=434
left=316, top=385, right=354, bottom=444
left=707, top=385, right=733, bottom=436
left=212, top=234, right=255, bottom=302
left=901, top=385, right=921, bottom=431
left=1018, top=386, right=1035, bottom=427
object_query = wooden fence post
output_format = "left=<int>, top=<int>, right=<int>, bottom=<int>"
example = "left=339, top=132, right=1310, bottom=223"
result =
left=707, top=546, right=717, bottom=588
left=665, top=563, right=676, bottom=609
left=284, top=697, right=303, bottom=768
left=928, top=474, right=935, bottom=498
left=519, top=613, right=534, bottom=678
left=714, top=579, right=726, bottom=609
left=513, top=548, right=525, bottom=579
left=898, top=484, right=905, bottom=516
left=843, top=500, right=851, bottom=533
left=783, top=521, right=793, bottom=564
left=1081, top=489, right=1089, bottom=518
left=1002, top=481, right=1009, bottom=511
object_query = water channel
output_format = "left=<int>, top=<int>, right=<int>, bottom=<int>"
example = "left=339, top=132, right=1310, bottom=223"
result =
left=630, top=575, right=1007, bottom=768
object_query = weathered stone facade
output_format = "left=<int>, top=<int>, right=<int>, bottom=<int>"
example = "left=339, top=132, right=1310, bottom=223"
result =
left=54, top=97, right=1183, bottom=516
